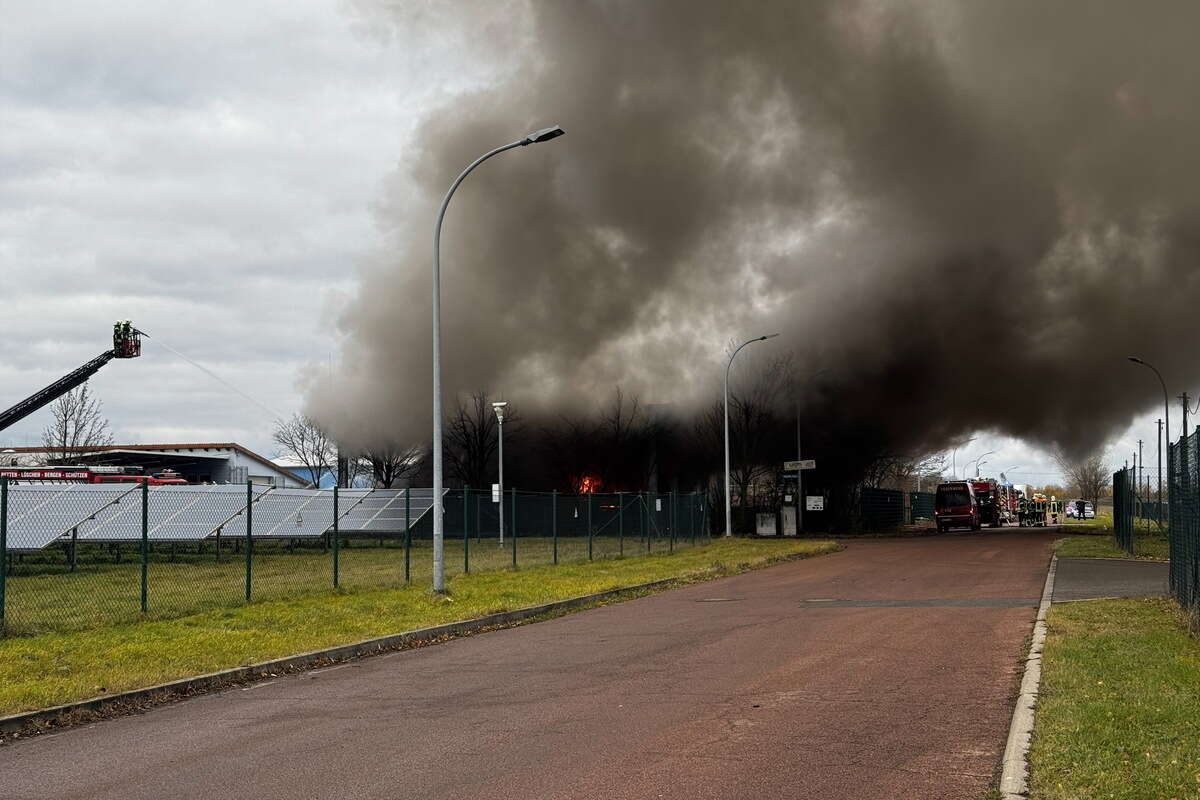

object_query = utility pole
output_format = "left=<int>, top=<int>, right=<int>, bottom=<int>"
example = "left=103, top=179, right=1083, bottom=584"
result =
left=1137, top=439, right=1144, bottom=508
left=1157, top=418, right=1163, bottom=530
left=1134, top=445, right=1140, bottom=517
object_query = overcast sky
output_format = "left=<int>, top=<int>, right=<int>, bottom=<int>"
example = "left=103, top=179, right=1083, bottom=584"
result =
left=0, top=1, right=1165, bottom=486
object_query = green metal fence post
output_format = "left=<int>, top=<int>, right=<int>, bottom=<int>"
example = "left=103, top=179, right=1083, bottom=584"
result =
left=332, top=485, right=340, bottom=588
left=511, top=488, right=518, bottom=568
left=690, top=492, right=696, bottom=545
left=587, top=491, right=593, bottom=561
left=643, top=491, right=650, bottom=554
left=1, top=477, right=8, bottom=629
left=463, top=487, right=470, bottom=574
left=670, top=489, right=676, bottom=553
left=618, top=491, right=624, bottom=557
left=244, top=480, right=253, bottom=603
left=140, top=480, right=149, bottom=613
left=552, top=490, right=558, bottom=565
left=404, top=487, right=411, bottom=583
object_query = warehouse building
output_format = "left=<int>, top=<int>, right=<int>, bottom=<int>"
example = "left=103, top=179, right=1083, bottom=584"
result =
left=0, top=443, right=308, bottom=487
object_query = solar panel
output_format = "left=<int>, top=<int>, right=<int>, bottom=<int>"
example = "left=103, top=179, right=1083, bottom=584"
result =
left=0, top=484, right=443, bottom=549
left=3, top=484, right=141, bottom=550
left=77, top=485, right=272, bottom=542
left=337, top=489, right=442, bottom=532
left=248, top=488, right=372, bottom=538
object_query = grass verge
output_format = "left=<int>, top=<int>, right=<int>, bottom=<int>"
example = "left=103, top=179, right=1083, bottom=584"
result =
left=0, top=538, right=837, bottom=718
left=1029, top=598, right=1200, bottom=799
left=1055, top=534, right=1169, bottom=560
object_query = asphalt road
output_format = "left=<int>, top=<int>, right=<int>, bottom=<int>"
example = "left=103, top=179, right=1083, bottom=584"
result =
left=2, top=533, right=1055, bottom=800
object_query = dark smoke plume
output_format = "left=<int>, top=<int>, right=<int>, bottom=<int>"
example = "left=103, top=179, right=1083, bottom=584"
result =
left=310, top=0, right=1200, bottom=470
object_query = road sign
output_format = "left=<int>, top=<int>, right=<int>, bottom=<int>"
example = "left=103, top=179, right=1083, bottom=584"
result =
left=784, top=459, right=816, bottom=471
left=492, top=483, right=501, bottom=503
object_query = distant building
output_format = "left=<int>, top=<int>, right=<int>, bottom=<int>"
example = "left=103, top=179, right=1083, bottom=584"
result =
left=271, top=457, right=377, bottom=489
left=0, top=443, right=309, bottom=487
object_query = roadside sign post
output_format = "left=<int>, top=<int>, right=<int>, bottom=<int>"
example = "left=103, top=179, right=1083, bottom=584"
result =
left=783, top=460, right=816, bottom=533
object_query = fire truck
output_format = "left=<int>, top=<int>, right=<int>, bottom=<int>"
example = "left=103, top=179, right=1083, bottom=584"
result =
left=971, top=479, right=1004, bottom=527
left=0, top=466, right=187, bottom=485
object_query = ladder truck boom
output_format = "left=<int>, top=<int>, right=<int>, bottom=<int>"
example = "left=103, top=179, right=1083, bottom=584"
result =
left=0, top=322, right=141, bottom=435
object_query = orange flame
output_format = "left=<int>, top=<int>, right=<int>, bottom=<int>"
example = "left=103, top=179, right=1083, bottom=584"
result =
left=575, top=475, right=602, bottom=494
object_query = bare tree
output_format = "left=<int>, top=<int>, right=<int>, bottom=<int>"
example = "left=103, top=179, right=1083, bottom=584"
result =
left=866, top=452, right=948, bottom=491
left=445, top=391, right=519, bottom=489
left=272, top=413, right=334, bottom=488
left=365, top=444, right=425, bottom=488
left=40, top=383, right=113, bottom=462
left=696, top=353, right=795, bottom=522
left=1053, top=449, right=1110, bottom=509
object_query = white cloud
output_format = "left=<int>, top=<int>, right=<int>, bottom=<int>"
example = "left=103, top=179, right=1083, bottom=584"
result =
left=0, top=0, right=490, bottom=453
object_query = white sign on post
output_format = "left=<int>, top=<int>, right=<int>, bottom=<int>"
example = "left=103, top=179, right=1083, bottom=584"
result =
left=491, top=483, right=501, bottom=503
left=806, top=496, right=824, bottom=511
left=655, top=498, right=662, bottom=512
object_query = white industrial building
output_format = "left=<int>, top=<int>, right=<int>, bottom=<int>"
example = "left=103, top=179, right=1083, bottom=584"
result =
left=0, top=443, right=309, bottom=487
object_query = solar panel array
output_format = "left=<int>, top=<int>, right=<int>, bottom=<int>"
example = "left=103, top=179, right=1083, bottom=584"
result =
left=337, top=489, right=441, bottom=532
left=76, top=485, right=273, bottom=542
left=0, top=485, right=445, bottom=549
left=2, top=484, right=140, bottom=550
left=248, top=488, right=372, bottom=538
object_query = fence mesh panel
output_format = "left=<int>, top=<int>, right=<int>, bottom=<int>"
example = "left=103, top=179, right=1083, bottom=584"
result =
left=1168, top=434, right=1200, bottom=617
left=861, top=488, right=904, bottom=530
left=0, top=481, right=711, bottom=637
left=1112, top=467, right=1135, bottom=554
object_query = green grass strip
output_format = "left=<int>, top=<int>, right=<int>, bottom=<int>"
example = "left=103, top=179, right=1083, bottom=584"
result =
left=0, top=538, right=837, bottom=717
left=1030, top=598, right=1200, bottom=799
left=1055, top=534, right=1169, bottom=561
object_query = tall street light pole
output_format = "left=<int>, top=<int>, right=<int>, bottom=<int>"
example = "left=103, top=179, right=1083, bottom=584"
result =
left=431, top=125, right=564, bottom=593
left=724, top=333, right=780, bottom=537
left=1128, top=356, right=1169, bottom=531
left=972, top=450, right=995, bottom=477
left=492, top=401, right=507, bottom=546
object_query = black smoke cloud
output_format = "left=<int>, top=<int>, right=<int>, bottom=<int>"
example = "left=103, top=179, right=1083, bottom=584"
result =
left=309, top=0, right=1200, bottom=467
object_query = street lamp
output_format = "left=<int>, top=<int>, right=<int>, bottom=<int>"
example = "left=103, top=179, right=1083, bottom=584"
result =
left=971, top=450, right=995, bottom=477
left=431, top=125, right=564, bottom=593
left=724, top=333, right=780, bottom=537
left=492, top=401, right=507, bottom=546
left=1128, top=356, right=1170, bottom=529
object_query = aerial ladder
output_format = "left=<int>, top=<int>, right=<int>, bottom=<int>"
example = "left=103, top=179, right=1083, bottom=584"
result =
left=0, top=321, right=141, bottom=435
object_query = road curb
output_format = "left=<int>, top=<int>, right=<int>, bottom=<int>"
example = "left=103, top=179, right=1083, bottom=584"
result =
left=0, top=575, right=685, bottom=738
left=999, top=553, right=1057, bottom=798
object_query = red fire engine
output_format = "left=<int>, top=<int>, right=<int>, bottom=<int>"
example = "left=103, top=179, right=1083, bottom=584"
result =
left=0, top=466, right=187, bottom=485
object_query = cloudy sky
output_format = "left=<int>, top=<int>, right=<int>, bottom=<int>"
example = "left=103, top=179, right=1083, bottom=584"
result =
left=1, top=1, right=486, bottom=453
left=0, top=1, right=1169, bottom=486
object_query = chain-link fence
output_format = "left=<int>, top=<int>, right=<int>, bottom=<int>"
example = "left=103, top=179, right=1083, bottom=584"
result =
left=0, top=480, right=710, bottom=637
left=909, top=491, right=935, bottom=522
left=1168, top=433, right=1200, bottom=619
left=861, top=487, right=904, bottom=530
